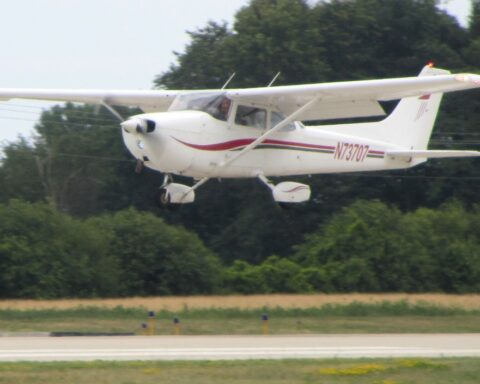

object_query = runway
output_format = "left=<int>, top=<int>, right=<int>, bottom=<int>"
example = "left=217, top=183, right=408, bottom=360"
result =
left=0, top=334, right=479, bottom=361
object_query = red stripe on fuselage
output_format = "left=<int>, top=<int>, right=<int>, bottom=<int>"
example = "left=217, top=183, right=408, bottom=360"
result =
left=173, top=138, right=253, bottom=151
left=173, top=137, right=336, bottom=152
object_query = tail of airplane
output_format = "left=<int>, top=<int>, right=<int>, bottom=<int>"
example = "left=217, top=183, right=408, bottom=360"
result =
left=377, top=66, right=479, bottom=160
left=380, top=65, right=448, bottom=150
left=319, top=65, right=480, bottom=161
left=323, top=65, right=454, bottom=154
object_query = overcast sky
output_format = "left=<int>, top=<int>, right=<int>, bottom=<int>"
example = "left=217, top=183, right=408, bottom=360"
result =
left=0, top=0, right=472, bottom=145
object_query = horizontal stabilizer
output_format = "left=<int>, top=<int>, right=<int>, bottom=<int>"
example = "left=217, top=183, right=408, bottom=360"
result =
left=387, top=150, right=480, bottom=159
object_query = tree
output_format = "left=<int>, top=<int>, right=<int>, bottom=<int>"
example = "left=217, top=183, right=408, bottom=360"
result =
left=471, top=0, right=480, bottom=38
left=0, top=200, right=120, bottom=298
left=157, top=22, right=235, bottom=90
left=87, top=208, right=223, bottom=295
left=2, top=0, right=479, bottom=267
left=293, top=200, right=480, bottom=292
left=152, top=0, right=480, bottom=264
left=33, top=103, right=134, bottom=215
left=0, top=139, right=44, bottom=204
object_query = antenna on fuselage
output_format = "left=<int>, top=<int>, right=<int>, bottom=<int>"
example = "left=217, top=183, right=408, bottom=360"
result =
left=221, top=72, right=236, bottom=89
left=267, top=72, right=281, bottom=87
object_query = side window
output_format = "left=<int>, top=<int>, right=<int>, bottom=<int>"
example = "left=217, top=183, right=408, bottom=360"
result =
left=235, top=105, right=266, bottom=129
left=210, top=97, right=231, bottom=122
left=270, top=111, right=296, bottom=131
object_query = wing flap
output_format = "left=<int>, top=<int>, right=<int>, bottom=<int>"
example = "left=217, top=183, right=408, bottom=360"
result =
left=387, top=150, right=480, bottom=159
left=280, top=99, right=386, bottom=120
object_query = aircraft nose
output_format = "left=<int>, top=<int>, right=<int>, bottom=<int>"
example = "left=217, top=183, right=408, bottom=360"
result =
left=121, top=118, right=156, bottom=134
left=121, top=118, right=141, bottom=134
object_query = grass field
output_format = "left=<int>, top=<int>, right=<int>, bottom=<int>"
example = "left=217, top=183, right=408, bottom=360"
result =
left=0, top=296, right=480, bottom=334
left=0, top=358, right=479, bottom=384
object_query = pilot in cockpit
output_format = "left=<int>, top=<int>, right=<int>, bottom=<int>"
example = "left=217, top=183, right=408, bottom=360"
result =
left=215, top=97, right=231, bottom=121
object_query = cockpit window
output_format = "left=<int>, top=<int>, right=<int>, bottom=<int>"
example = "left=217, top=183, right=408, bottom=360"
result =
left=169, top=93, right=231, bottom=121
left=270, top=111, right=296, bottom=131
left=235, top=105, right=266, bottom=129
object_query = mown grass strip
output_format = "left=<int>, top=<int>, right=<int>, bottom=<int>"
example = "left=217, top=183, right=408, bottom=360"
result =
left=0, top=358, right=478, bottom=384
left=1, top=301, right=480, bottom=334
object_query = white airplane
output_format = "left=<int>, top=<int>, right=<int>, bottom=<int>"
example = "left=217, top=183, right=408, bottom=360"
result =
left=1, top=64, right=480, bottom=205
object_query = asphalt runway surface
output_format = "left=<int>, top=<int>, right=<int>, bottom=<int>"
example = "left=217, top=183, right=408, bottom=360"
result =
left=1, top=334, right=479, bottom=361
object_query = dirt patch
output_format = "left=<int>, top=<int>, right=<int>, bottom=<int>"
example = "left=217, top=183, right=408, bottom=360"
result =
left=0, top=294, right=479, bottom=311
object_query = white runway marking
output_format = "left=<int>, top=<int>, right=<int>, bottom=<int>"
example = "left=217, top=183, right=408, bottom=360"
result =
left=0, top=334, right=479, bottom=361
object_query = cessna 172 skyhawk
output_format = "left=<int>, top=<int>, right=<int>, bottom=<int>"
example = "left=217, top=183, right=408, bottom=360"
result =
left=1, top=64, right=480, bottom=205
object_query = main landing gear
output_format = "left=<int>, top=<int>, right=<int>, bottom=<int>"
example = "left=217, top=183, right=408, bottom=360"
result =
left=155, top=173, right=311, bottom=208
left=257, top=174, right=311, bottom=205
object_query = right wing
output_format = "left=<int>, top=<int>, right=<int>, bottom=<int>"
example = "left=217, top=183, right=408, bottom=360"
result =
left=226, top=66, right=480, bottom=121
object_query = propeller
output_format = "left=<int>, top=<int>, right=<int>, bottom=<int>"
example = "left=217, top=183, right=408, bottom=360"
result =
left=100, top=102, right=157, bottom=174
left=120, top=118, right=156, bottom=134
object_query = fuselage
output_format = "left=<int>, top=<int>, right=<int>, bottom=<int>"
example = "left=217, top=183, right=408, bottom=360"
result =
left=122, top=108, right=414, bottom=179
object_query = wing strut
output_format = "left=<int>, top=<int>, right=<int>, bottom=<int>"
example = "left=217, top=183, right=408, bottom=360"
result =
left=184, top=95, right=322, bottom=198
left=101, top=101, right=125, bottom=122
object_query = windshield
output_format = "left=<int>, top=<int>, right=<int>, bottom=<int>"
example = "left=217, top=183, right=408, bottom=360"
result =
left=169, top=93, right=231, bottom=121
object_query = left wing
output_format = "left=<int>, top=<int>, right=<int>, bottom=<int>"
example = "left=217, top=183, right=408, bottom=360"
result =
left=0, top=89, right=181, bottom=113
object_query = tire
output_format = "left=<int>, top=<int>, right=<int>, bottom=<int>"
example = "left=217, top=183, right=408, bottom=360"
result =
left=156, top=188, right=170, bottom=207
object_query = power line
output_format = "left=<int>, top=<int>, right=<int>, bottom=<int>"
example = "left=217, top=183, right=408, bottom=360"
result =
left=0, top=107, right=119, bottom=125
left=0, top=115, right=119, bottom=129
left=1, top=146, right=478, bottom=180
left=0, top=146, right=134, bottom=163
left=335, top=172, right=480, bottom=181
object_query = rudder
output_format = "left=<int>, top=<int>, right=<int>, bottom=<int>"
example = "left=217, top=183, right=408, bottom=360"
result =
left=382, top=65, right=449, bottom=150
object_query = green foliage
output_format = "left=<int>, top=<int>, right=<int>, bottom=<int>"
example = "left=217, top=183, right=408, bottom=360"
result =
left=471, top=0, right=480, bottom=38
left=294, top=200, right=480, bottom=293
left=0, top=139, right=44, bottom=204
left=1, top=0, right=480, bottom=296
left=152, top=0, right=480, bottom=263
left=159, top=22, right=235, bottom=89
left=222, top=200, right=480, bottom=294
left=0, top=200, right=120, bottom=298
left=87, top=209, right=223, bottom=295
left=0, top=200, right=221, bottom=297
left=33, top=103, right=139, bottom=216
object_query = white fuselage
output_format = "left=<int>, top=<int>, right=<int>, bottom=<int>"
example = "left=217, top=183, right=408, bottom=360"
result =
left=122, top=110, right=415, bottom=179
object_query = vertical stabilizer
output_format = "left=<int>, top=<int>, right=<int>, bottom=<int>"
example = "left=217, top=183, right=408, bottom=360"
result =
left=382, top=65, right=449, bottom=149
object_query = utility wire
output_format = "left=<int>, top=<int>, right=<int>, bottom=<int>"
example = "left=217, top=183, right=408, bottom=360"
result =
left=1, top=147, right=478, bottom=181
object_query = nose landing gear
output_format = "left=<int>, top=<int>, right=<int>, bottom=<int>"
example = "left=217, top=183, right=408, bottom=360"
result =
left=155, top=174, right=195, bottom=207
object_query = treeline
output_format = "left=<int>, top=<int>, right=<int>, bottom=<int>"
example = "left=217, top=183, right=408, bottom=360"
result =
left=0, top=200, right=221, bottom=298
left=1, top=0, right=480, bottom=297
left=1, top=0, right=479, bottom=265
left=0, top=199, right=478, bottom=298
left=226, top=200, right=480, bottom=294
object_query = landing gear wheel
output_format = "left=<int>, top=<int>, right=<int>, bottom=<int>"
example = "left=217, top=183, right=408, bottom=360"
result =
left=156, top=188, right=170, bottom=207
left=155, top=188, right=180, bottom=211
